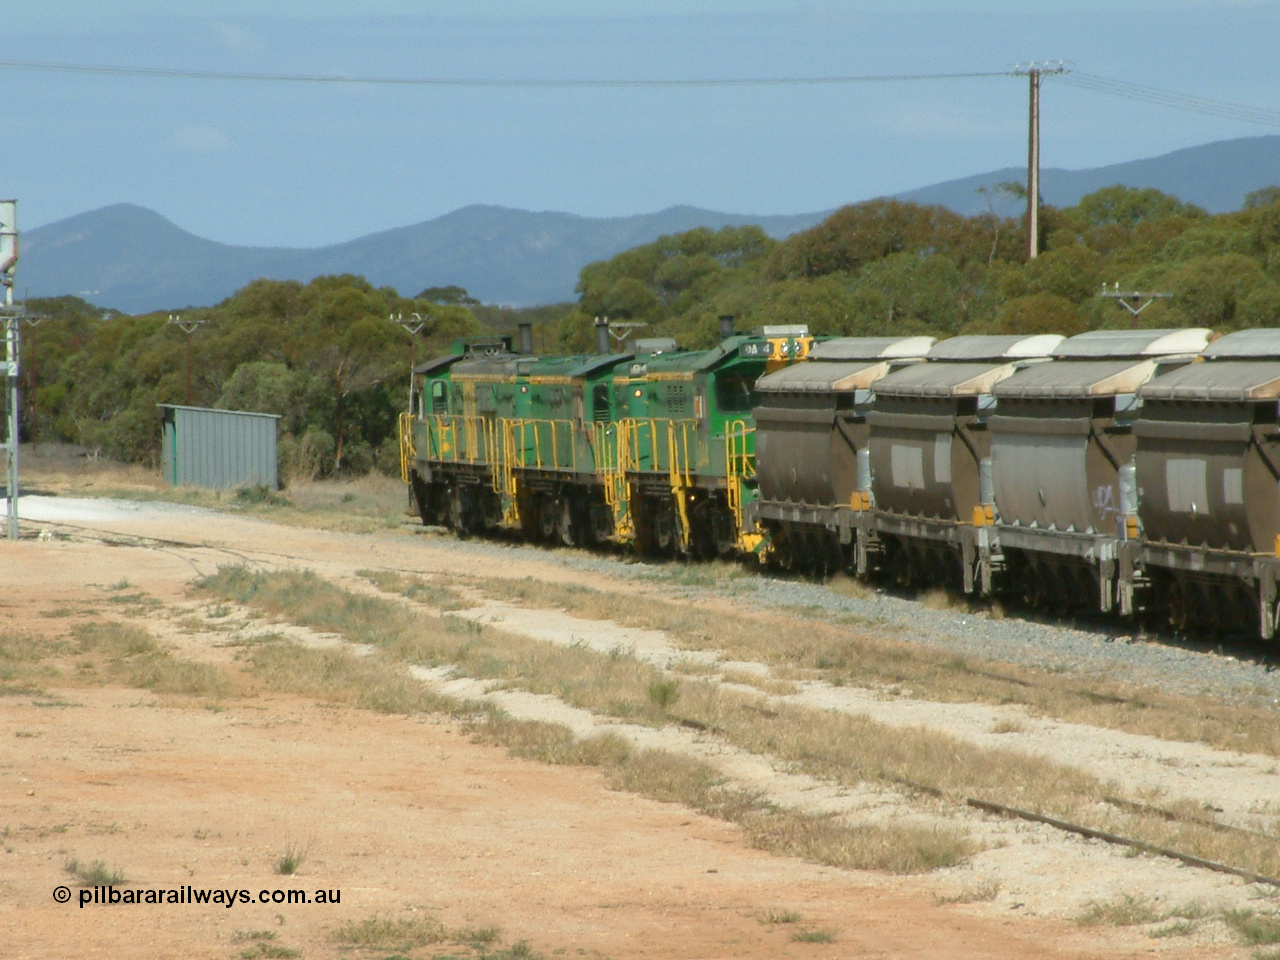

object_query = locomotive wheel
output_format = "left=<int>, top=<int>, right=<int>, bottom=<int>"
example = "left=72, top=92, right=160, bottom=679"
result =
left=653, top=509, right=676, bottom=554
left=538, top=499, right=558, bottom=541
left=712, top=507, right=737, bottom=557
left=557, top=498, right=577, bottom=547
left=448, top=485, right=474, bottom=538
left=589, top=502, right=614, bottom=544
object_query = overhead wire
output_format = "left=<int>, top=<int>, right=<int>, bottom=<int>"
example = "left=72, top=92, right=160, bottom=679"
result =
left=0, top=57, right=1276, bottom=128
left=1058, top=71, right=1280, bottom=128
left=0, top=59, right=1010, bottom=87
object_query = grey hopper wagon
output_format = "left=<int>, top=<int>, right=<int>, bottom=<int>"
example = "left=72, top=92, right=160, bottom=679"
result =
left=747, top=336, right=934, bottom=568
left=866, top=334, right=1063, bottom=593
left=988, top=328, right=1210, bottom=615
left=1134, top=329, right=1280, bottom=637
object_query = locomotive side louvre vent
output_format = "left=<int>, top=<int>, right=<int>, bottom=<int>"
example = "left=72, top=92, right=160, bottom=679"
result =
left=1166, top=458, right=1208, bottom=514
left=666, top=384, right=689, bottom=414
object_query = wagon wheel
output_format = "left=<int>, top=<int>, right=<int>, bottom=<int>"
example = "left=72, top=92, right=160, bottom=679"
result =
left=888, top=544, right=914, bottom=590
left=1166, top=577, right=1191, bottom=634
left=1019, top=562, right=1043, bottom=608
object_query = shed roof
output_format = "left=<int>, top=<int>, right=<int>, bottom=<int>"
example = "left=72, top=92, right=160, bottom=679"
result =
left=1052, top=328, right=1212, bottom=359
left=159, top=404, right=281, bottom=420
left=1139, top=360, right=1280, bottom=401
left=994, top=358, right=1164, bottom=399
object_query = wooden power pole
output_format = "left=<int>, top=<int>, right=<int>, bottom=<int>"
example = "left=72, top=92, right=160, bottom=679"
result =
left=1015, top=61, right=1065, bottom=260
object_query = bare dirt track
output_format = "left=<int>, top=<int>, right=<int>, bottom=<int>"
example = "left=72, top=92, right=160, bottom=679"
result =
left=0, top=492, right=1258, bottom=959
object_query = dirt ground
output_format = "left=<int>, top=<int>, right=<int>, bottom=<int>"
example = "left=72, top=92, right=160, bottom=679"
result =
left=0, top=486, right=1259, bottom=959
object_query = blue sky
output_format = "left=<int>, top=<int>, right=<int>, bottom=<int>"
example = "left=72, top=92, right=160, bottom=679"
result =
left=7, top=2, right=1280, bottom=247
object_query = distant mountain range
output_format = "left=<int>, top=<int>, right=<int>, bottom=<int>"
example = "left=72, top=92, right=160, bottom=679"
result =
left=20, top=135, right=1280, bottom=315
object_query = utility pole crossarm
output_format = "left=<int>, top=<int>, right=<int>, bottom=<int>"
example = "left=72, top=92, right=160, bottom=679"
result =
left=1100, top=285, right=1173, bottom=325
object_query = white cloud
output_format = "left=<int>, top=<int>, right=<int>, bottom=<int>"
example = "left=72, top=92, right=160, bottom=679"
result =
left=169, top=125, right=234, bottom=153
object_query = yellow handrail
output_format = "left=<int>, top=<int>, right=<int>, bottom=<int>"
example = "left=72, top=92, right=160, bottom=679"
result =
left=668, top=419, right=695, bottom=550
left=725, top=419, right=759, bottom=551
left=398, top=411, right=417, bottom=484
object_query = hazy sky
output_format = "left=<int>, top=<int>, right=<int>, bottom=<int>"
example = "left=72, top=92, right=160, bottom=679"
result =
left=7, top=2, right=1279, bottom=246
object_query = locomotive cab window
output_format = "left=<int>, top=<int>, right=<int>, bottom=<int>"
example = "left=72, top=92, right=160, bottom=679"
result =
left=715, top=376, right=758, bottom=413
left=430, top=381, right=448, bottom=414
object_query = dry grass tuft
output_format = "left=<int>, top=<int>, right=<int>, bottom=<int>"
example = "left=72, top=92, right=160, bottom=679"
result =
left=274, top=840, right=309, bottom=876
left=918, top=588, right=965, bottom=612
left=242, top=639, right=457, bottom=716
left=935, top=879, right=1001, bottom=905
left=605, top=749, right=975, bottom=873
left=989, top=717, right=1026, bottom=735
left=357, top=568, right=475, bottom=611
left=67, top=621, right=235, bottom=698
left=760, top=908, right=802, bottom=924
left=65, top=858, right=126, bottom=886
left=791, top=928, right=836, bottom=943
left=1075, top=892, right=1162, bottom=927
left=1222, top=907, right=1280, bottom=946
left=825, top=574, right=875, bottom=600
left=328, top=914, right=447, bottom=949
left=746, top=810, right=974, bottom=873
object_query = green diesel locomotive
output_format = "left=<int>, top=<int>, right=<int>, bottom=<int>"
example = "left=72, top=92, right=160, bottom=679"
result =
left=398, top=322, right=813, bottom=557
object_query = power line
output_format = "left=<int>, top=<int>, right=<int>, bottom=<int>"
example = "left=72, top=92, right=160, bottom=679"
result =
left=1059, top=71, right=1280, bottom=128
left=0, top=59, right=1010, bottom=87
left=2, top=55, right=1276, bottom=129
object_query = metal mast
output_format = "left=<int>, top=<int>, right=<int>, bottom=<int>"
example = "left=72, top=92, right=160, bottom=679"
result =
left=0, top=201, right=19, bottom=539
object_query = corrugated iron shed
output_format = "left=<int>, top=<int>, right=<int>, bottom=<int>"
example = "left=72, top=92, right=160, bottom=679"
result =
left=159, top=405, right=281, bottom=490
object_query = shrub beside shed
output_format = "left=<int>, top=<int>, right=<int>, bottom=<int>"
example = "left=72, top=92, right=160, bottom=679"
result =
left=159, top=405, right=281, bottom=490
